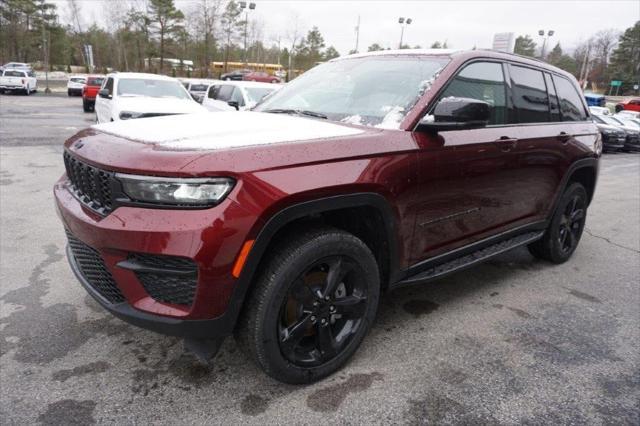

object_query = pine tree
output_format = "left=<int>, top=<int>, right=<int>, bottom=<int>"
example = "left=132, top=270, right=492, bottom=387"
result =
left=147, top=0, right=184, bottom=73
left=609, top=21, right=640, bottom=94
left=514, top=35, right=536, bottom=57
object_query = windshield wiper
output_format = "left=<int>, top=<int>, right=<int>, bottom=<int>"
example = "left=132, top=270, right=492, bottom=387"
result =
left=264, top=108, right=328, bottom=119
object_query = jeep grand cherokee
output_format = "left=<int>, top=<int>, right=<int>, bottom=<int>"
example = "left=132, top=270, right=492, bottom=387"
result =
left=55, top=49, right=600, bottom=384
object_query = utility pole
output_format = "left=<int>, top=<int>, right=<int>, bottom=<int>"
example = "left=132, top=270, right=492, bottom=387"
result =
left=41, top=8, right=50, bottom=93
left=354, top=15, right=360, bottom=53
left=579, top=42, right=591, bottom=90
left=538, top=29, right=555, bottom=59
left=398, top=17, right=412, bottom=49
left=240, top=2, right=256, bottom=66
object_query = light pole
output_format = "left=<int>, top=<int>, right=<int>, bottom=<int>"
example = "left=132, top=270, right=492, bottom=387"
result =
left=398, top=17, right=412, bottom=49
left=538, top=29, right=555, bottom=59
left=240, top=1, right=256, bottom=66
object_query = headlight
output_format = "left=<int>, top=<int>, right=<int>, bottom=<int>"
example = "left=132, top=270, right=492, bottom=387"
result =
left=119, top=111, right=145, bottom=120
left=115, top=174, right=234, bottom=206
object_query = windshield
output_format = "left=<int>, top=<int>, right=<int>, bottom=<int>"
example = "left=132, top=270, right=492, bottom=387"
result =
left=598, top=116, right=624, bottom=127
left=118, top=78, right=191, bottom=99
left=87, top=77, right=104, bottom=86
left=70, top=78, right=85, bottom=83
left=255, top=56, right=449, bottom=128
left=190, top=84, right=209, bottom=92
left=246, top=87, right=276, bottom=104
left=3, top=70, right=25, bottom=77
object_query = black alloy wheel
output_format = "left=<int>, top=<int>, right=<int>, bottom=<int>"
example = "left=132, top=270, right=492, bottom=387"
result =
left=278, top=256, right=369, bottom=367
left=528, top=182, right=588, bottom=263
left=557, top=193, right=585, bottom=255
left=236, top=227, right=379, bottom=384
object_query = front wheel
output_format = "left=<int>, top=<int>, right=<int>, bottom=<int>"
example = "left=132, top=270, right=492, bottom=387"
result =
left=235, top=227, right=380, bottom=384
left=528, top=182, right=588, bottom=263
left=24, top=86, right=30, bottom=96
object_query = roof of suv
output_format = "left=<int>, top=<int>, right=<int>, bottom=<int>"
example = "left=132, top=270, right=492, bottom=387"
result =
left=332, top=48, right=573, bottom=79
left=107, top=72, right=179, bottom=81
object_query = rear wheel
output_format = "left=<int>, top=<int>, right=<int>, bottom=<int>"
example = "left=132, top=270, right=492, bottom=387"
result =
left=83, top=100, right=91, bottom=112
left=235, top=227, right=380, bottom=384
left=528, top=182, right=587, bottom=263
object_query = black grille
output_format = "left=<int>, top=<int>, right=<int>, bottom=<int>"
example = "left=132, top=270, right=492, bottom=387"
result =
left=63, top=151, right=114, bottom=215
left=129, top=254, right=198, bottom=306
left=66, top=231, right=125, bottom=304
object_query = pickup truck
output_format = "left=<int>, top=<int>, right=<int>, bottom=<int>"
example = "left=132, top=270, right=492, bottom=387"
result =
left=81, top=75, right=105, bottom=112
left=0, top=69, right=37, bottom=95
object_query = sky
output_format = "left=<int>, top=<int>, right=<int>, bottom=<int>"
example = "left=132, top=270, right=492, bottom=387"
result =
left=53, top=0, right=640, bottom=55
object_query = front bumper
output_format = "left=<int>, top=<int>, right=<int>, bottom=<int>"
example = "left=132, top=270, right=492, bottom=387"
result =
left=55, top=175, right=258, bottom=337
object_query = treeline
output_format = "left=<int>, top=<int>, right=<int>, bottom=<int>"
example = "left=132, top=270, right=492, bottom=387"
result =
left=0, top=0, right=340, bottom=77
left=514, top=22, right=639, bottom=94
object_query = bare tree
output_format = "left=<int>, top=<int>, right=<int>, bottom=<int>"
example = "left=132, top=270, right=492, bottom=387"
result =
left=189, top=0, right=222, bottom=77
left=589, top=29, right=621, bottom=84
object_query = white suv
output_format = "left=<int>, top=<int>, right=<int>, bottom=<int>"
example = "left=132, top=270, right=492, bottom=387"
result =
left=95, top=73, right=206, bottom=123
left=67, top=75, right=86, bottom=96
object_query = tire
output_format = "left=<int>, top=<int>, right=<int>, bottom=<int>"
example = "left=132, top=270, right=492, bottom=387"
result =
left=235, top=227, right=380, bottom=384
left=528, top=182, right=588, bottom=263
left=24, top=86, right=30, bottom=96
left=615, top=104, right=623, bottom=113
left=83, top=100, right=91, bottom=112
left=67, top=89, right=72, bottom=96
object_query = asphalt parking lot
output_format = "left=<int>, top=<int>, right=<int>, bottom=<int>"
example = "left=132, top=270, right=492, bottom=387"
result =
left=1, top=93, right=639, bottom=425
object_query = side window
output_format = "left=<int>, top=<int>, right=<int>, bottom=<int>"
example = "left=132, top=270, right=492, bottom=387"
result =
left=439, top=61, right=507, bottom=125
left=104, top=77, right=114, bottom=96
left=509, top=65, right=549, bottom=123
left=216, top=85, right=234, bottom=102
left=544, top=73, right=561, bottom=122
left=552, top=75, right=587, bottom=121
left=208, top=85, right=220, bottom=99
left=231, top=87, right=245, bottom=106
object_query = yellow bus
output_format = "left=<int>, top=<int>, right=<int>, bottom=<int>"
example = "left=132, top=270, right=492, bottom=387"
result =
left=211, top=61, right=283, bottom=75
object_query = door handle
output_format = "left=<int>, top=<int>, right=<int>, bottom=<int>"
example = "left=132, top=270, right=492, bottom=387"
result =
left=495, top=136, right=518, bottom=152
left=558, top=131, right=571, bottom=144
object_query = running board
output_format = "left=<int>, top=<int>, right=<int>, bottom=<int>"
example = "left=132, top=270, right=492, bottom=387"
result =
left=393, top=231, right=544, bottom=288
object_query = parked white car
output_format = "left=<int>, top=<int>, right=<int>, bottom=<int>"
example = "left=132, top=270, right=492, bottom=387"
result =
left=202, top=81, right=281, bottom=112
left=0, top=68, right=37, bottom=95
left=588, top=106, right=611, bottom=116
left=186, top=79, right=219, bottom=103
left=95, top=73, right=206, bottom=123
left=2, top=62, right=32, bottom=71
left=67, top=75, right=87, bottom=96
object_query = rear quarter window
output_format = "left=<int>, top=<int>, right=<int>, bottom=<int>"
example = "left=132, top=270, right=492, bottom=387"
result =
left=552, top=75, right=588, bottom=121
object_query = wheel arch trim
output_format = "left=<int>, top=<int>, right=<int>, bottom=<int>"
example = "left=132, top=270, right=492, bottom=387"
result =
left=226, top=192, right=401, bottom=329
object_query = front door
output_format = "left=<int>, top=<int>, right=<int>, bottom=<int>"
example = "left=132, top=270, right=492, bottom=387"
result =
left=411, top=60, right=525, bottom=263
left=95, top=76, right=114, bottom=122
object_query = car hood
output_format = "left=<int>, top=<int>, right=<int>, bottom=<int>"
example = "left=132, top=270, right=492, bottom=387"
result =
left=92, top=111, right=365, bottom=150
left=66, top=111, right=409, bottom=175
left=115, top=96, right=206, bottom=115
left=596, top=123, right=624, bottom=133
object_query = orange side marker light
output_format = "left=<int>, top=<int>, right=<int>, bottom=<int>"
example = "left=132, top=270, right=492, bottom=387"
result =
left=232, top=240, right=255, bottom=278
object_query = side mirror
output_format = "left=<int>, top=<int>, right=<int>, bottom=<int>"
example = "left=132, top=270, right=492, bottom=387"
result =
left=98, top=89, right=111, bottom=99
left=227, top=100, right=239, bottom=111
left=417, top=97, right=490, bottom=132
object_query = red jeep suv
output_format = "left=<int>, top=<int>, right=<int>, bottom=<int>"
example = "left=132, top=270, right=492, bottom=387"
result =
left=55, top=49, right=600, bottom=383
left=81, top=75, right=105, bottom=112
